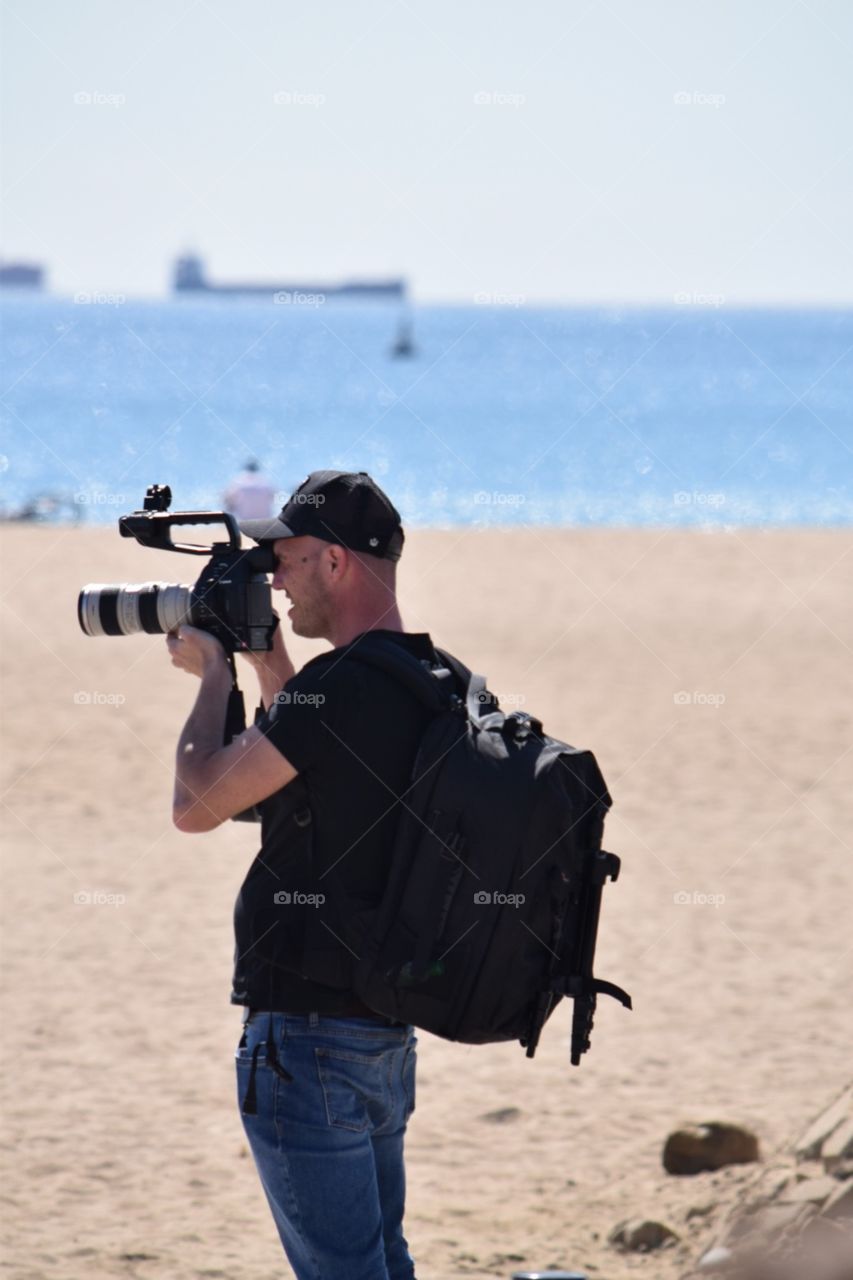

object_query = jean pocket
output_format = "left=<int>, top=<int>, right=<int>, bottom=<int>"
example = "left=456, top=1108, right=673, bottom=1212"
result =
left=315, top=1047, right=388, bottom=1132
left=235, top=1026, right=267, bottom=1065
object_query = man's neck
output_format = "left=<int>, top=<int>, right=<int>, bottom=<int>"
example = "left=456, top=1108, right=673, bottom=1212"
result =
left=327, top=602, right=404, bottom=649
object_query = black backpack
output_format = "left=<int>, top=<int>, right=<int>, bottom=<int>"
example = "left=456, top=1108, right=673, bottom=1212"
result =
left=332, top=635, right=632, bottom=1064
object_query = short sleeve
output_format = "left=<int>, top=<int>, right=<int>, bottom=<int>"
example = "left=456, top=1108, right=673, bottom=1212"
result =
left=255, top=656, right=355, bottom=774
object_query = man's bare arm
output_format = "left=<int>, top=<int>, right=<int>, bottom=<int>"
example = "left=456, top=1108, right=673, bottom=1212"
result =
left=168, top=627, right=297, bottom=833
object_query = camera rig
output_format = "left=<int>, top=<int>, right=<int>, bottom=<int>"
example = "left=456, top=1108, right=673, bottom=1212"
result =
left=81, top=484, right=280, bottom=821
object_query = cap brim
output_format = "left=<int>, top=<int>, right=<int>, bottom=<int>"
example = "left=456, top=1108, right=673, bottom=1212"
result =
left=238, top=517, right=295, bottom=543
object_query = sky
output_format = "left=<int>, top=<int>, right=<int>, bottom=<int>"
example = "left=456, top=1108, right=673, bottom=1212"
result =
left=1, top=0, right=852, bottom=304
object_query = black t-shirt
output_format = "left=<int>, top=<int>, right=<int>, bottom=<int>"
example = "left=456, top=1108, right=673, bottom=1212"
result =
left=230, top=629, right=439, bottom=1012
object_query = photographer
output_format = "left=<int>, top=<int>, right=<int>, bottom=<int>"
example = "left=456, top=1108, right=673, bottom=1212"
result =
left=167, top=471, right=435, bottom=1280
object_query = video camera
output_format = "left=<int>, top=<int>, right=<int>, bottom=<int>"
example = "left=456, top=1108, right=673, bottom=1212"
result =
left=77, top=485, right=278, bottom=821
left=77, top=483, right=276, bottom=653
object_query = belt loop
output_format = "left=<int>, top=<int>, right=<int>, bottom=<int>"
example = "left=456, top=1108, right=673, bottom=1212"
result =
left=264, top=1011, right=293, bottom=1084
left=308, top=1010, right=319, bottom=1029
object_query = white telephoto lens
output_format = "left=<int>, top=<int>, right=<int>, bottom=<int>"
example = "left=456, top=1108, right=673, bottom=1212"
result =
left=115, top=582, right=158, bottom=635
left=156, top=584, right=193, bottom=634
left=78, top=584, right=109, bottom=637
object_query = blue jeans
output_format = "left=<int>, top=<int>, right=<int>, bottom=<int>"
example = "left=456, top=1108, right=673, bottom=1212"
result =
left=236, top=1011, right=418, bottom=1280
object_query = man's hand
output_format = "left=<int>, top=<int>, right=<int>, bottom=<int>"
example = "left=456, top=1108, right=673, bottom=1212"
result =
left=166, top=625, right=229, bottom=678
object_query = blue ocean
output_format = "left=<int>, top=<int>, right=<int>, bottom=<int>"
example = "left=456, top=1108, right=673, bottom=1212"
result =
left=1, top=295, right=851, bottom=527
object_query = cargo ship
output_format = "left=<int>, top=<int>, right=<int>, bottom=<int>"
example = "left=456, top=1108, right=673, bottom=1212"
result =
left=173, top=254, right=405, bottom=300
left=0, top=260, right=45, bottom=289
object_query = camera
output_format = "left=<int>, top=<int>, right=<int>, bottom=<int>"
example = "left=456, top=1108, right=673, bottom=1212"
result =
left=77, top=484, right=277, bottom=654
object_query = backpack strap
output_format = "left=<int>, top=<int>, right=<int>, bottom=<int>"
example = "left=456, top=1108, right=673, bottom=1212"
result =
left=321, top=635, right=477, bottom=985
left=434, top=646, right=492, bottom=720
left=345, top=634, right=489, bottom=721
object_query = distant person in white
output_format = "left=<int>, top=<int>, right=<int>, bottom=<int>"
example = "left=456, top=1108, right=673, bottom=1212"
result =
left=223, top=459, right=276, bottom=521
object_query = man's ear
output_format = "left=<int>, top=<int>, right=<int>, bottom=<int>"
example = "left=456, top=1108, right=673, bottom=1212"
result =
left=326, top=543, right=348, bottom=579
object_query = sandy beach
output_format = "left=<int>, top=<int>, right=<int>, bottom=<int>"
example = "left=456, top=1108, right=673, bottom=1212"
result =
left=1, top=522, right=851, bottom=1280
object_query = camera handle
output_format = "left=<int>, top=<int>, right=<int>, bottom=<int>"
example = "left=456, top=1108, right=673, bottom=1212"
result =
left=223, top=653, right=263, bottom=823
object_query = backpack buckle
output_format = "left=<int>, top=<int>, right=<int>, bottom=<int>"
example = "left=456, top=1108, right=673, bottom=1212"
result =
left=503, top=710, right=544, bottom=741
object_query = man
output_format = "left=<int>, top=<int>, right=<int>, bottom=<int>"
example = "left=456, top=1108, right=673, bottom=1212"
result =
left=222, top=457, right=277, bottom=520
left=167, top=471, right=438, bottom=1280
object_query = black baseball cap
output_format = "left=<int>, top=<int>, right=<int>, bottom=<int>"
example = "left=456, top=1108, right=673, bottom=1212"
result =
left=239, top=470, right=405, bottom=562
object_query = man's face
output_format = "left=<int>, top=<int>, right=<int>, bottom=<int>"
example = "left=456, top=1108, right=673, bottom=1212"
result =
left=270, top=535, right=332, bottom=639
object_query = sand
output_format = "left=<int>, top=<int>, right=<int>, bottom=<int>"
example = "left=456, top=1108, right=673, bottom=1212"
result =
left=1, top=523, right=851, bottom=1280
